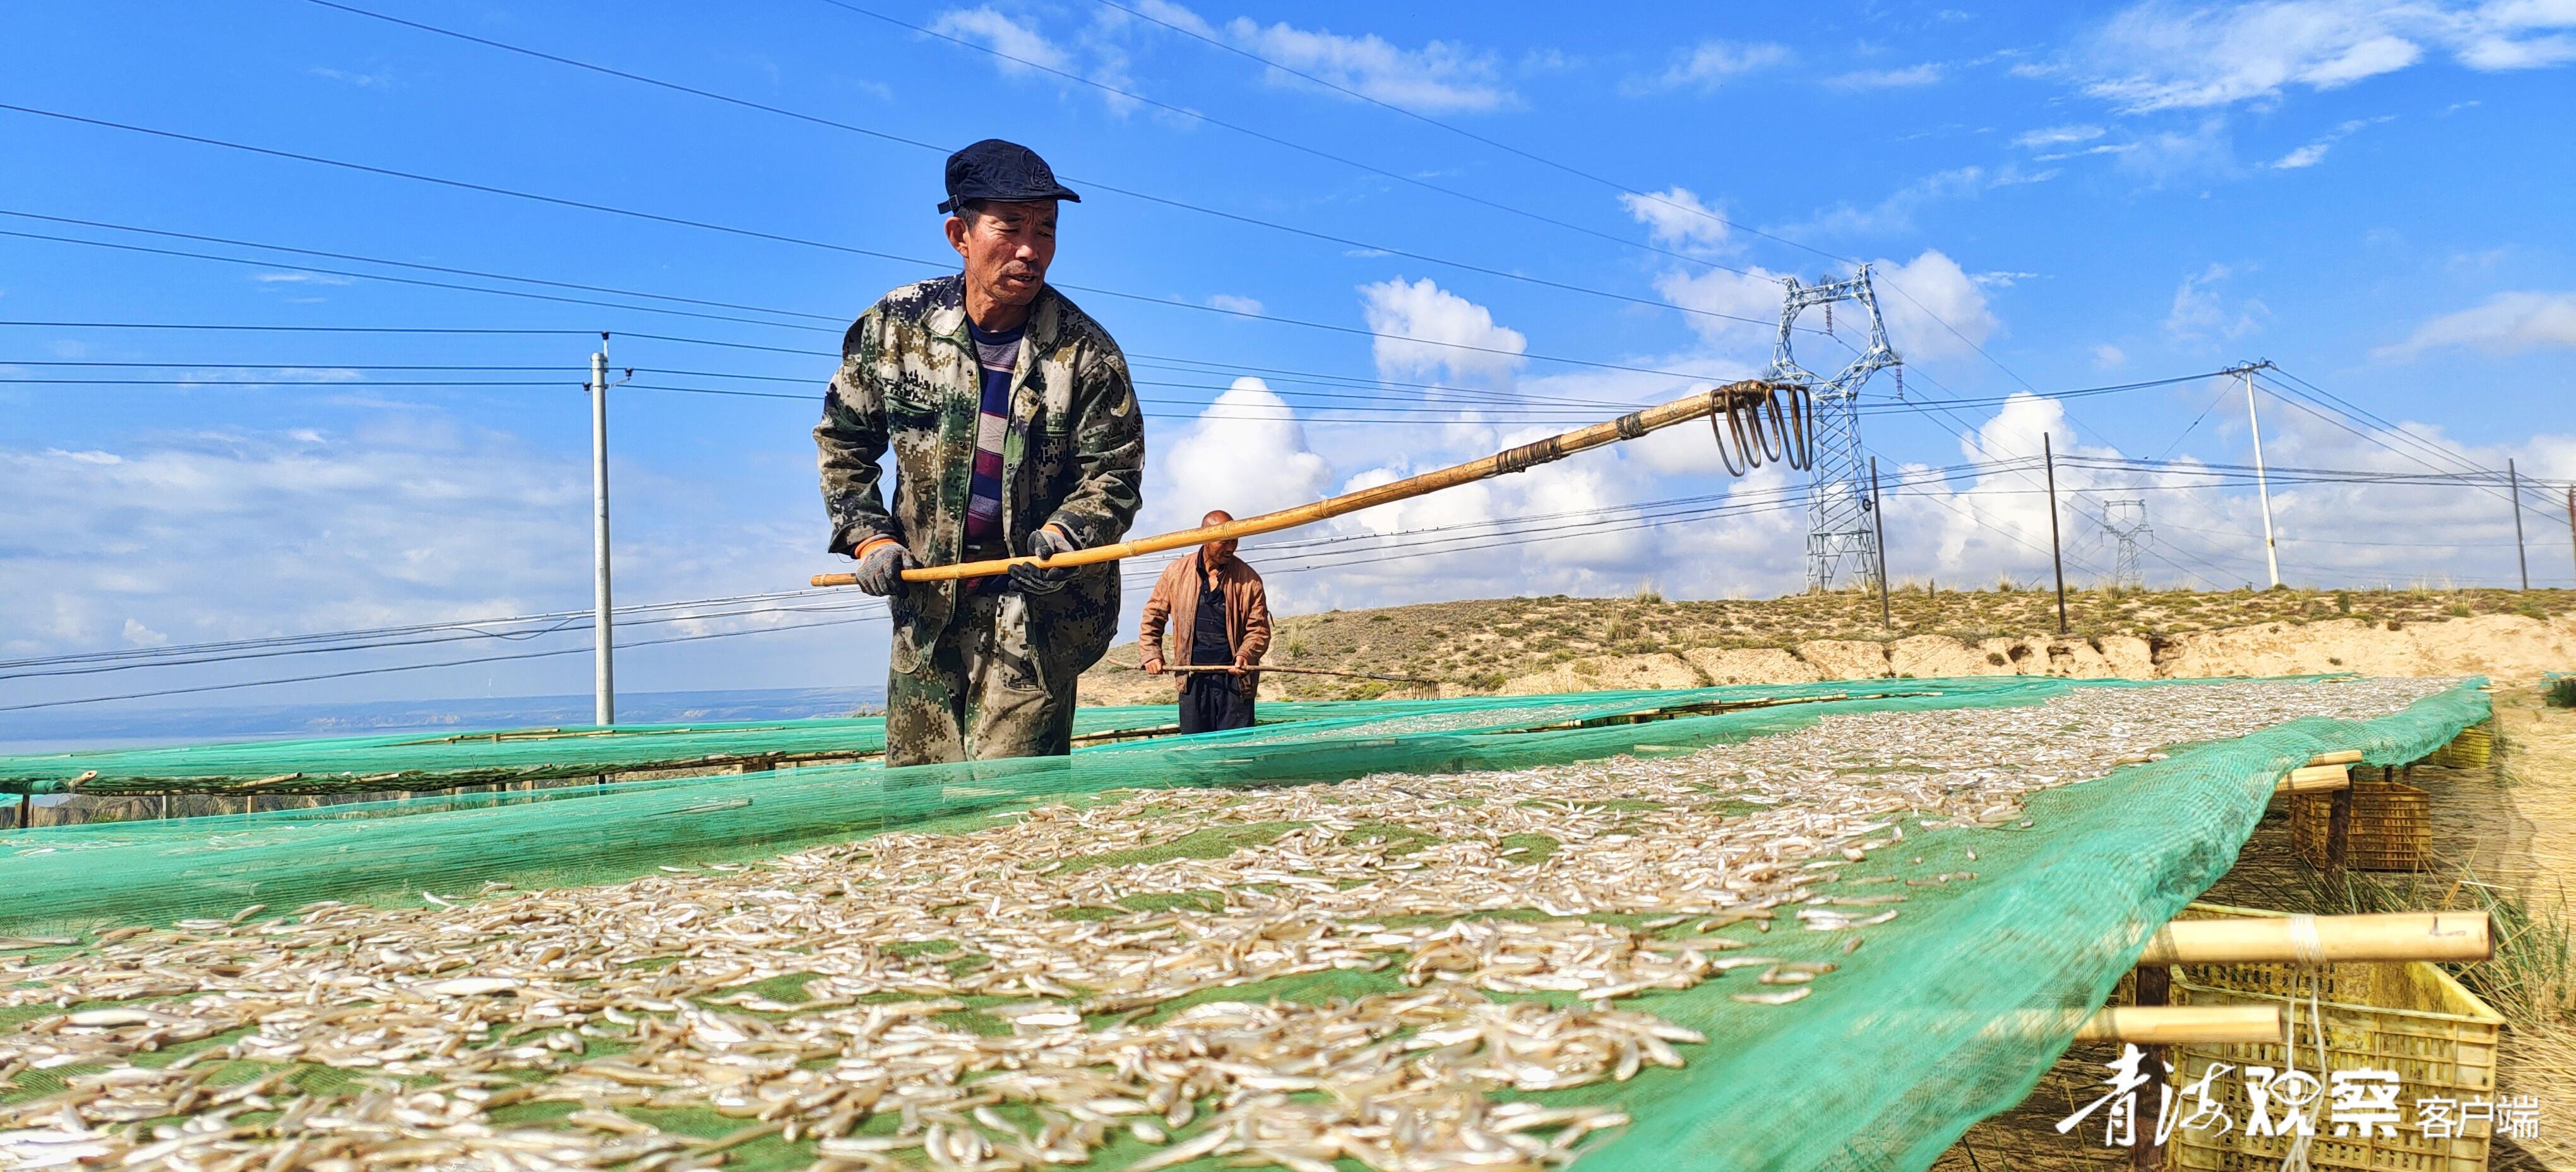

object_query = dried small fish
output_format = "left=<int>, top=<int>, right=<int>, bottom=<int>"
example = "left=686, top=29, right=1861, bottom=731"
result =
left=0, top=675, right=2450, bottom=1171
left=1731, top=987, right=1814, bottom=1005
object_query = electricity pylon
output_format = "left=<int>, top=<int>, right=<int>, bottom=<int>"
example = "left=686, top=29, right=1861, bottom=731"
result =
left=1773, top=266, right=1902, bottom=592
left=2099, top=498, right=2150, bottom=589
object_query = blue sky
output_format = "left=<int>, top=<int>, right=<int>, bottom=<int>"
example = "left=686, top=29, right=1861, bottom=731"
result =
left=3, top=0, right=2573, bottom=714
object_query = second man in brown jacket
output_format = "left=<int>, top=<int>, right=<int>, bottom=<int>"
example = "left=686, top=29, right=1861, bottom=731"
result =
left=1138, top=510, right=1271, bottom=734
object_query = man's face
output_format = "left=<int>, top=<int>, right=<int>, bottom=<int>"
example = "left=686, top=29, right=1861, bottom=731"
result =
left=1201, top=536, right=1237, bottom=570
left=946, top=200, right=1058, bottom=308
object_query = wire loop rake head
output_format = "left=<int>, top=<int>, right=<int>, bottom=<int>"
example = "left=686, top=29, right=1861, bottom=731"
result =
left=1708, top=383, right=1815, bottom=477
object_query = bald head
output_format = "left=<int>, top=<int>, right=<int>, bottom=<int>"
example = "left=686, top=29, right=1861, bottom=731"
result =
left=1199, top=510, right=1239, bottom=572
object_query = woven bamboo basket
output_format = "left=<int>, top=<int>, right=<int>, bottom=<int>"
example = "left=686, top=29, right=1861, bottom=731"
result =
left=2289, top=777, right=2433, bottom=871
left=2159, top=903, right=2503, bottom=1172
left=2424, top=723, right=2494, bottom=771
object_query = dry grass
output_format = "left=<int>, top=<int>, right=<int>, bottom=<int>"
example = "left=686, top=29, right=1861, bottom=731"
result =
left=1234, top=587, right=2576, bottom=700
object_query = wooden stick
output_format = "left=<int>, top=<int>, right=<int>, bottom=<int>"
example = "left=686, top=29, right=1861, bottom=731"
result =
left=1109, top=660, right=1447, bottom=686
left=813, top=381, right=1785, bottom=587
left=2308, top=749, right=2365, bottom=767
left=2136, top=911, right=2490, bottom=966
left=1157, top=664, right=1446, bottom=686
left=2075, top=1005, right=2285, bottom=1045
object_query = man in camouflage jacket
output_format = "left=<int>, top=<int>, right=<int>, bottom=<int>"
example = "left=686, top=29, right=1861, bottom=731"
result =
left=815, top=140, right=1144, bottom=767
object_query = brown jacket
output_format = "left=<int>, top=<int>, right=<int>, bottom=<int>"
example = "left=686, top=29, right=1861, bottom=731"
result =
left=1138, top=553, right=1271, bottom=697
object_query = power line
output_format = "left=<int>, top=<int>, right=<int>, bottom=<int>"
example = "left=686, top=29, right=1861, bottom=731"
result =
left=0, top=607, right=895, bottom=713
left=283, top=3, right=1810, bottom=334
left=787, top=0, right=1784, bottom=285
left=0, top=124, right=1734, bottom=383
left=0, top=320, right=588, bottom=336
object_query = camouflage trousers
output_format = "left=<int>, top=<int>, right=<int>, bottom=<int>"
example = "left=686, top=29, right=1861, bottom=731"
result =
left=884, top=589, right=1077, bottom=768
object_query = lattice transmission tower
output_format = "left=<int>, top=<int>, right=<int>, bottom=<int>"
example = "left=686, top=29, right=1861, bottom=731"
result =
left=2099, top=498, right=2150, bottom=589
left=1772, top=266, right=1902, bottom=592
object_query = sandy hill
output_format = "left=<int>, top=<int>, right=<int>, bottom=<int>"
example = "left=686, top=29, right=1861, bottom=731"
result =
left=1082, top=585, right=2576, bottom=704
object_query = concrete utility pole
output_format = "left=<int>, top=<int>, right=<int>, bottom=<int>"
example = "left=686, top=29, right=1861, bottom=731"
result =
left=590, top=335, right=615, bottom=726
left=2045, top=434, right=2068, bottom=635
left=1869, top=457, right=1891, bottom=629
left=2239, top=363, right=2281, bottom=589
left=2510, top=459, right=2529, bottom=591
left=2566, top=486, right=2574, bottom=588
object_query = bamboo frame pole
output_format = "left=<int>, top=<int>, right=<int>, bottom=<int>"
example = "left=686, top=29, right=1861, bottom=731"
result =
left=814, top=381, right=1784, bottom=587
left=2135, top=911, right=2490, bottom=966
left=2275, top=764, right=2352, bottom=794
left=2076, top=1005, right=2284, bottom=1045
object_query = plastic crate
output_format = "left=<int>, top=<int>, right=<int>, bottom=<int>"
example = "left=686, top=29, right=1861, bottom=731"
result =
left=2289, top=777, right=2432, bottom=871
left=2158, top=902, right=2503, bottom=1172
left=2424, top=723, right=2493, bottom=771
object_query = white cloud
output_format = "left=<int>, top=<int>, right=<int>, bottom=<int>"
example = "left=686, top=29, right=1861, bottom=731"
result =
left=924, top=5, right=1190, bottom=117
left=2014, top=124, right=2108, bottom=149
left=1618, top=187, right=1731, bottom=254
left=0, top=426, right=587, bottom=668
left=2114, top=117, right=2239, bottom=184
left=2068, top=0, right=2576, bottom=113
left=927, top=7, right=1075, bottom=75
left=1827, top=63, right=1946, bottom=88
left=1205, top=294, right=1265, bottom=315
left=2270, top=113, right=2395, bottom=168
left=0, top=417, right=847, bottom=704
left=1871, top=250, right=2000, bottom=361
left=1798, top=165, right=2055, bottom=238
left=2164, top=263, right=2270, bottom=340
left=1128, top=0, right=1218, bottom=39
left=2374, top=290, right=2576, bottom=359
left=252, top=272, right=354, bottom=285
left=1357, top=277, right=1527, bottom=386
left=1140, top=379, right=1333, bottom=535
left=2093, top=343, right=2130, bottom=369
left=309, top=66, right=395, bottom=88
left=1225, top=18, right=1512, bottom=112
left=1646, top=250, right=1996, bottom=366
left=1652, top=266, right=1794, bottom=348
left=2273, top=142, right=2334, bottom=167
left=1635, top=40, right=1794, bottom=92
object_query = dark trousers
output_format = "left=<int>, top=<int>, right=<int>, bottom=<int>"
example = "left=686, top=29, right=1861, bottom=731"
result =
left=1178, top=673, right=1254, bottom=734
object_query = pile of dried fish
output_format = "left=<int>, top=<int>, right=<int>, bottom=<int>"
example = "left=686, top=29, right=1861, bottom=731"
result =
left=0, top=678, right=2450, bottom=1171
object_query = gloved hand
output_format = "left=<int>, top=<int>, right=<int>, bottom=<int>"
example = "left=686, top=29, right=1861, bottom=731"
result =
left=850, top=542, right=917, bottom=597
left=1008, top=527, right=1078, bottom=595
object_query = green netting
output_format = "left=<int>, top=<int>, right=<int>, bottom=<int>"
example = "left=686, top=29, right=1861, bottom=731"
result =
left=0, top=705, right=1205, bottom=795
left=0, top=681, right=1958, bottom=797
left=1570, top=676, right=2492, bottom=1172
left=0, top=676, right=2491, bottom=1171
left=0, top=679, right=2048, bottom=935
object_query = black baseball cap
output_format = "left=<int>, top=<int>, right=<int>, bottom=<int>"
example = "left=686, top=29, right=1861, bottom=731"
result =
left=938, top=139, right=1082, bottom=213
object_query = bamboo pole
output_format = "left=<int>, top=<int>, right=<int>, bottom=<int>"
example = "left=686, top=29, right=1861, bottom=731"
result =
left=2136, top=911, right=2490, bottom=966
left=2075, top=1005, right=2284, bottom=1045
left=2275, top=763, right=2352, bottom=794
left=2308, top=749, right=2365, bottom=767
left=814, top=381, right=1788, bottom=587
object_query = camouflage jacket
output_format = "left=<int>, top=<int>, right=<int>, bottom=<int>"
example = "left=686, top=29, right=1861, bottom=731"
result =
left=815, top=274, right=1145, bottom=682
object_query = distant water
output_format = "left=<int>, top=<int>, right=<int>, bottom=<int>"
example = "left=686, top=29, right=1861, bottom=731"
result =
left=0, top=686, right=886, bottom=755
